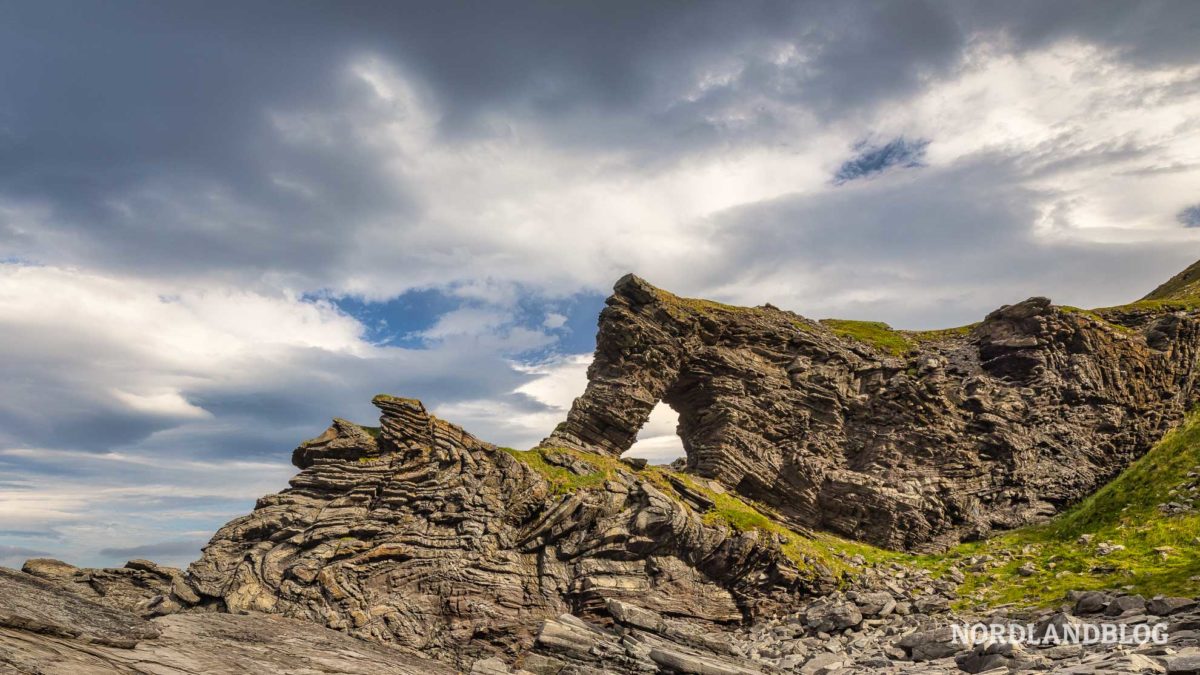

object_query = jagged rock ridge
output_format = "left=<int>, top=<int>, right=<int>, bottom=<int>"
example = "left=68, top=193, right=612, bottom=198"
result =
left=545, top=273, right=1200, bottom=551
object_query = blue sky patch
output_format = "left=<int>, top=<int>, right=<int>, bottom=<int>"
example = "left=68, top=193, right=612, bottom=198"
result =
left=326, top=288, right=607, bottom=356
left=834, top=137, right=930, bottom=184
left=1178, top=204, right=1200, bottom=228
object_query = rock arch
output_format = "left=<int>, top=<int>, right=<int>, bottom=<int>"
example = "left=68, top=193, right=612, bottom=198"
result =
left=541, top=274, right=1200, bottom=551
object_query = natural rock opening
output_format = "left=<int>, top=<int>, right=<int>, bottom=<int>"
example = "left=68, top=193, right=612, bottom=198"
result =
left=622, top=400, right=686, bottom=464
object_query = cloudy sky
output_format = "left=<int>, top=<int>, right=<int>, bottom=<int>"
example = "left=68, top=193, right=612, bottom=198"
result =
left=2, top=1, right=1199, bottom=568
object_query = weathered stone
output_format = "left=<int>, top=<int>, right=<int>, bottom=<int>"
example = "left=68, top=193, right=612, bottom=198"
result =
left=1074, top=591, right=1111, bottom=615
left=803, top=601, right=862, bottom=633
left=0, top=602, right=452, bottom=674
left=854, top=591, right=897, bottom=618
left=899, top=626, right=964, bottom=661
left=1164, top=648, right=1200, bottom=674
left=798, top=652, right=850, bottom=675
left=1149, top=597, right=1199, bottom=617
left=1106, top=594, right=1147, bottom=617
left=542, top=274, right=1200, bottom=552
left=0, top=567, right=160, bottom=648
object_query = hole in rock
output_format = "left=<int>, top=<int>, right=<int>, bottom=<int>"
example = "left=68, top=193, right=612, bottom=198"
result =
left=622, top=401, right=685, bottom=465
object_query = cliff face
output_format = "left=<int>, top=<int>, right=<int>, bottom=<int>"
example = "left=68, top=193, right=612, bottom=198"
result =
left=545, top=274, right=1200, bottom=551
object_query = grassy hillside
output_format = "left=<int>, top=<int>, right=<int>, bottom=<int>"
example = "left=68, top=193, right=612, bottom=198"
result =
left=931, top=412, right=1200, bottom=609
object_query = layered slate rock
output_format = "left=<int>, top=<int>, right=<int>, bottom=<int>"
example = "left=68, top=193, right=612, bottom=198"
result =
left=0, top=566, right=451, bottom=674
left=22, top=557, right=198, bottom=617
left=544, top=273, right=1200, bottom=551
left=186, top=396, right=823, bottom=665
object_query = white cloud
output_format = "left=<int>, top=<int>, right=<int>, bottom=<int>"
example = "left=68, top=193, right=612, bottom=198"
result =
left=625, top=402, right=686, bottom=464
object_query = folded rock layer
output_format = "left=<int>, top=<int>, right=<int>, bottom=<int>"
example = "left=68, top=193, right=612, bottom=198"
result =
left=186, top=396, right=824, bottom=664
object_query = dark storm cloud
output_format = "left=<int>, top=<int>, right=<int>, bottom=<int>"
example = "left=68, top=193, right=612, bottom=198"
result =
left=0, top=544, right=50, bottom=565
left=4, top=0, right=1197, bottom=287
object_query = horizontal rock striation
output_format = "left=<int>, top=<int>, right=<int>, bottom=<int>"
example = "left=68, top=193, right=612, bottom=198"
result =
left=545, top=273, right=1200, bottom=551
left=185, top=395, right=828, bottom=664
left=0, top=566, right=452, bottom=674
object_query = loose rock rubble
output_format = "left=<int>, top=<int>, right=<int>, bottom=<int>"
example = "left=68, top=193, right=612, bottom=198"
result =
left=469, top=582, right=1200, bottom=674
left=1158, top=467, right=1200, bottom=516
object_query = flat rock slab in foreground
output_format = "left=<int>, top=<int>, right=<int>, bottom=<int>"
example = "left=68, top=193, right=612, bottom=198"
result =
left=0, top=567, right=450, bottom=675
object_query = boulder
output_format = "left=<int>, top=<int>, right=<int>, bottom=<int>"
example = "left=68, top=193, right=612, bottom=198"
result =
left=803, top=601, right=862, bottom=633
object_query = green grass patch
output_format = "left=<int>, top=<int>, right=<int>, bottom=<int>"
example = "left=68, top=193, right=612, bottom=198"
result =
left=907, top=323, right=977, bottom=343
left=499, top=446, right=613, bottom=494
left=821, top=319, right=915, bottom=357
left=651, top=287, right=780, bottom=323
left=932, top=412, right=1200, bottom=610
left=1139, top=260, right=1200, bottom=304
left=1095, top=299, right=1200, bottom=316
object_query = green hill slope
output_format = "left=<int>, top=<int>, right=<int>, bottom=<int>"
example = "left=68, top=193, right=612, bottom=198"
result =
left=932, top=411, right=1200, bottom=609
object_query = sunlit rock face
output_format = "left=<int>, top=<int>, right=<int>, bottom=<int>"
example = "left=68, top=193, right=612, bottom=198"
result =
left=545, top=273, right=1200, bottom=551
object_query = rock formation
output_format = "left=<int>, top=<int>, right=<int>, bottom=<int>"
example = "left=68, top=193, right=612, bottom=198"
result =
left=545, top=273, right=1200, bottom=551
left=185, top=396, right=825, bottom=666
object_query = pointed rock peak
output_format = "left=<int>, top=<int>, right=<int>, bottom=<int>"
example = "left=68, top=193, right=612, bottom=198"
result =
left=1142, top=258, right=1200, bottom=303
left=373, top=394, right=436, bottom=448
left=612, top=273, right=661, bottom=305
left=292, top=418, right=379, bottom=469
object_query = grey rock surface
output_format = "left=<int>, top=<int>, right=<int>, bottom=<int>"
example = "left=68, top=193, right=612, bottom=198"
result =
left=0, top=567, right=450, bottom=674
left=544, top=274, right=1200, bottom=551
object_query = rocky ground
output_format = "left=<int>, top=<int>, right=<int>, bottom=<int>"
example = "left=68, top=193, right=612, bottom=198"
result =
left=0, top=566, right=452, bottom=674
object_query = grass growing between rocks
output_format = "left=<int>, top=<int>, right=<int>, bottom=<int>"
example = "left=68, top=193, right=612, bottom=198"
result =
left=501, top=444, right=904, bottom=579
left=908, top=324, right=978, bottom=343
left=653, top=470, right=906, bottom=579
left=499, top=446, right=624, bottom=494
left=820, top=319, right=915, bottom=357
left=934, top=412, right=1200, bottom=610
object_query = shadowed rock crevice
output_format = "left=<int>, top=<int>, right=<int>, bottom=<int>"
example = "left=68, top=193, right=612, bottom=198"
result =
left=544, top=274, right=1200, bottom=552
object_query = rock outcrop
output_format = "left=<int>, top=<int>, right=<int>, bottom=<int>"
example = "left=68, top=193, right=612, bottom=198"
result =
left=545, top=273, right=1200, bottom=551
left=184, top=396, right=829, bottom=665
left=0, top=566, right=452, bottom=674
